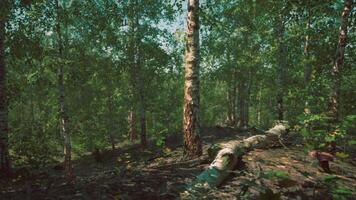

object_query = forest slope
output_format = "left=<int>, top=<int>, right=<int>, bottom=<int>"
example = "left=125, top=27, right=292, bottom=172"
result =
left=1, top=127, right=355, bottom=200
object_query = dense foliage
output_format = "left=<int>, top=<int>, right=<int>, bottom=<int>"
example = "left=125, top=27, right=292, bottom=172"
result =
left=1, top=0, right=355, bottom=167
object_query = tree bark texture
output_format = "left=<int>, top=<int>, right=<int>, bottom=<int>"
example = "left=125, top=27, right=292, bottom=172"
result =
left=138, top=75, right=147, bottom=148
left=304, top=1, right=312, bottom=114
left=237, top=33, right=252, bottom=129
left=245, top=70, right=253, bottom=127
left=304, top=0, right=312, bottom=84
left=257, top=82, right=262, bottom=126
left=237, top=75, right=250, bottom=129
left=128, top=0, right=146, bottom=148
left=226, top=74, right=237, bottom=126
left=328, top=0, right=352, bottom=123
left=56, top=0, right=74, bottom=183
left=192, top=124, right=289, bottom=187
left=0, top=1, right=11, bottom=176
left=275, top=14, right=286, bottom=121
left=136, top=7, right=147, bottom=149
left=183, top=0, right=202, bottom=158
left=127, top=0, right=137, bottom=144
left=106, top=85, right=116, bottom=150
left=128, top=110, right=137, bottom=141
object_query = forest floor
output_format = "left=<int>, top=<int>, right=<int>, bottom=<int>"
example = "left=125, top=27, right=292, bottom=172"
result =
left=1, top=127, right=356, bottom=200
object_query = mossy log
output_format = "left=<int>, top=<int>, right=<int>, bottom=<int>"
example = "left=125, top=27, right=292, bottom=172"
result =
left=194, top=124, right=289, bottom=187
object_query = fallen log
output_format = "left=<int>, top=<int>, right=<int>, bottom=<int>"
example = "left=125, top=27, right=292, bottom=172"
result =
left=192, top=124, right=290, bottom=188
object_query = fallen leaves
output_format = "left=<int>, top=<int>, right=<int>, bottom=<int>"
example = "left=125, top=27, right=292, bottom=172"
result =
left=1, top=135, right=356, bottom=200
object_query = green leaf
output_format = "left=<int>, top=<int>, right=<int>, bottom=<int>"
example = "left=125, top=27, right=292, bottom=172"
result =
left=335, top=152, right=349, bottom=159
left=322, top=175, right=338, bottom=183
left=300, top=128, right=309, bottom=137
left=348, top=140, right=356, bottom=145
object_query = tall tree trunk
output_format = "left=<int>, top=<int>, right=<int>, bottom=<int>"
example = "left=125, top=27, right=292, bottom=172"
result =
left=137, top=37, right=146, bottom=148
left=56, top=0, right=74, bottom=183
left=128, top=0, right=146, bottom=148
left=127, top=0, right=137, bottom=143
left=304, top=1, right=312, bottom=84
left=328, top=0, right=352, bottom=123
left=237, top=32, right=251, bottom=129
left=275, top=13, right=286, bottom=122
left=183, top=0, right=202, bottom=158
left=304, top=0, right=312, bottom=114
left=0, top=2, right=11, bottom=176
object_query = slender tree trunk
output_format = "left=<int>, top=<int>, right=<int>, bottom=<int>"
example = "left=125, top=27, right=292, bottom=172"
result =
left=226, top=79, right=236, bottom=126
left=234, top=70, right=239, bottom=125
left=128, top=110, right=137, bottom=141
left=137, top=40, right=146, bottom=148
left=232, top=70, right=237, bottom=125
left=105, top=68, right=116, bottom=150
left=237, top=81, right=244, bottom=128
left=138, top=84, right=147, bottom=148
left=0, top=3, right=11, bottom=176
left=231, top=70, right=238, bottom=126
left=28, top=83, right=35, bottom=165
left=245, top=70, right=252, bottom=127
left=304, top=1, right=312, bottom=84
left=226, top=87, right=232, bottom=124
left=128, top=0, right=146, bottom=148
left=56, top=0, right=74, bottom=183
left=304, top=0, right=312, bottom=114
left=237, top=77, right=249, bottom=129
left=257, top=82, right=262, bottom=126
left=328, top=0, right=352, bottom=123
left=275, top=13, right=286, bottom=122
left=183, top=0, right=202, bottom=158
left=127, top=0, right=137, bottom=143
left=237, top=33, right=251, bottom=129
left=226, top=55, right=237, bottom=126
left=107, top=89, right=116, bottom=150
left=110, top=135, right=116, bottom=150
left=238, top=82, right=249, bottom=129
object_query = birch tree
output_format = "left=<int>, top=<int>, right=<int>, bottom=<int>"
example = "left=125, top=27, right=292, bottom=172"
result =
left=56, top=0, right=74, bottom=182
left=183, top=0, right=202, bottom=158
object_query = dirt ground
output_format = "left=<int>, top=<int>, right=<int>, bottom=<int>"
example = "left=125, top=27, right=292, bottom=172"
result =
left=1, top=127, right=355, bottom=200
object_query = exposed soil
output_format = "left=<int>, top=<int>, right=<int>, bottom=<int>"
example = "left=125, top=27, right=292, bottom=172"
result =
left=1, top=127, right=355, bottom=200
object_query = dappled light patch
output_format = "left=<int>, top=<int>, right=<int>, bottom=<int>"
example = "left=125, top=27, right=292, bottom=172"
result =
left=1, top=127, right=356, bottom=199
